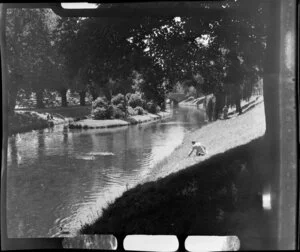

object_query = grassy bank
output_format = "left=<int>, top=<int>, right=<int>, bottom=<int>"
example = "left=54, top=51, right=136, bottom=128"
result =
left=8, top=106, right=91, bottom=135
left=69, top=111, right=171, bottom=129
left=144, top=101, right=265, bottom=182
left=15, top=105, right=91, bottom=120
left=80, top=102, right=271, bottom=249
left=8, top=111, right=59, bottom=136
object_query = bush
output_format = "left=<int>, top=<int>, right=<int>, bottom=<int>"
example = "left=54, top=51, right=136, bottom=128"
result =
left=141, top=99, right=147, bottom=110
left=111, top=93, right=125, bottom=107
left=126, top=93, right=132, bottom=101
left=92, top=107, right=108, bottom=120
left=128, top=93, right=143, bottom=108
left=106, top=105, right=115, bottom=119
left=92, top=97, right=110, bottom=119
left=127, top=106, right=137, bottom=116
left=92, top=97, right=108, bottom=110
left=134, top=106, right=144, bottom=115
left=116, top=103, right=126, bottom=112
left=146, top=101, right=156, bottom=114
left=146, top=101, right=161, bottom=114
left=114, top=107, right=125, bottom=119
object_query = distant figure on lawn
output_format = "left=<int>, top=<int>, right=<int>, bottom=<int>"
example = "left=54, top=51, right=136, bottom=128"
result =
left=47, top=113, right=54, bottom=127
left=188, top=141, right=207, bottom=157
left=47, top=113, right=54, bottom=121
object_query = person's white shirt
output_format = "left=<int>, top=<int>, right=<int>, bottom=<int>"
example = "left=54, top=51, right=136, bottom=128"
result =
left=188, top=141, right=207, bottom=156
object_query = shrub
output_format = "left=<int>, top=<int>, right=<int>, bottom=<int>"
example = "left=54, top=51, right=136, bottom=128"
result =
left=146, top=101, right=161, bottom=114
left=128, top=93, right=143, bottom=108
left=92, top=97, right=110, bottom=119
left=114, top=107, right=125, bottom=119
left=92, top=107, right=108, bottom=120
left=134, top=106, right=144, bottom=115
left=92, top=97, right=108, bottom=110
left=127, top=106, right=137, bottom=116
left=146, top=101, right=156, bottom=114
left=125, top=93, right=132, bottom=101
left=106, top=105, right=115, bottom=119
left=111, top=93, right=125, bottom=107
left=116, top=103, right=126, bottom=112
left=141, top=99, right=147, bottom=110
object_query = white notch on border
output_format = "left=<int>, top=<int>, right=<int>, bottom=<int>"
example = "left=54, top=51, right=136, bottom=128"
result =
left=61, top=3, right=98, bottom=9
left=123, top=235, right=179, bottom=252
left=185, top=236, right=240, bottom=252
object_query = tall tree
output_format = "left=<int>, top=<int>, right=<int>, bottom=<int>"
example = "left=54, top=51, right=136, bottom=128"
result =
left=6, top=8, right=56, bottom=110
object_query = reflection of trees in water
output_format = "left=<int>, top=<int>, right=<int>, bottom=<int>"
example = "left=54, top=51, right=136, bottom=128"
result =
left=172, top=107, right=204, bottom=125
left=37, top=131, right=45, bottom=158
left=63, top=131, right=68, bottom=145
left=9, top=132, right=40, bottom=167
left=9, top=137, right=18, bottom=167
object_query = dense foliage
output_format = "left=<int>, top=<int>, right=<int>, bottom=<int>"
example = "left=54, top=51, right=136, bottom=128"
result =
left=6, top=1, right=267, bottom=118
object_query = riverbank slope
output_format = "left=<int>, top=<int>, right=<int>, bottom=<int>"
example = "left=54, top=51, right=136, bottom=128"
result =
left=144, top=98, right=264, bottom=181
left=80, top=102, right=270, bottom=249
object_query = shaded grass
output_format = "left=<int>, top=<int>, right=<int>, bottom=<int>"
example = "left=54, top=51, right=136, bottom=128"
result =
left=8, top=112, right=51, bottom=135
left=9, top=106, right=91, bottom=135
left=80, top=136, right=272, bottom=250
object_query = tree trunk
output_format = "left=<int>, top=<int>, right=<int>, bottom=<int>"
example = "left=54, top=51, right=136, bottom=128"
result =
left=36, top=89, right=45, bottom=109
left=206, top=98, right=213, bottom=122
left=90, top=88, right=98, bottom=101
left=8, top=73, right=22, bottom=114
left=233, top=86, right=242, bottom=114
left=92, top=93, right=98, bottom=101
left=161, top=101, right=166, bottom=111
left=8, top=86, right=18, bottom=114
left=79, top=90, right=86, bottom=106
left=103, top=86, right=112, bottom=102
left=235, top=97, right=242, bottom=115
left=214, top=92, right=225, bottom=120
left=60, top=88, right=68, bottom=107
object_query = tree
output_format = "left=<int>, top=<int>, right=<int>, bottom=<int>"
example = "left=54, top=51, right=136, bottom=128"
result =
left=53, top=1, right=266, bottom=114
left=52, top=16, right=82, bottom=106
left=6, top=8, right=59, bottom=110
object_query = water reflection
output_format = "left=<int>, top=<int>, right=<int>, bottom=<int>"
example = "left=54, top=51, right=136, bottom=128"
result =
left=7, top=107, right=205, bottom=237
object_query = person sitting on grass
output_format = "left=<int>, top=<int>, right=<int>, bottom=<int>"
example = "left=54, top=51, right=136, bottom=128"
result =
left=188, top=141, right=207, bottom=157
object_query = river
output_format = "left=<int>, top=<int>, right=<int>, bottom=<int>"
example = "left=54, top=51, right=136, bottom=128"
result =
left=6, top=106, right=205, bottom=238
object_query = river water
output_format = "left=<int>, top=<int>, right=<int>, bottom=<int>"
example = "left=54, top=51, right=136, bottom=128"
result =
left=7, top=106, right=205, bottom=238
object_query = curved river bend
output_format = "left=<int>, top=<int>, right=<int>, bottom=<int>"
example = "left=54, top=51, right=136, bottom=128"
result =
left=7, top=106, right=205, bottom=238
